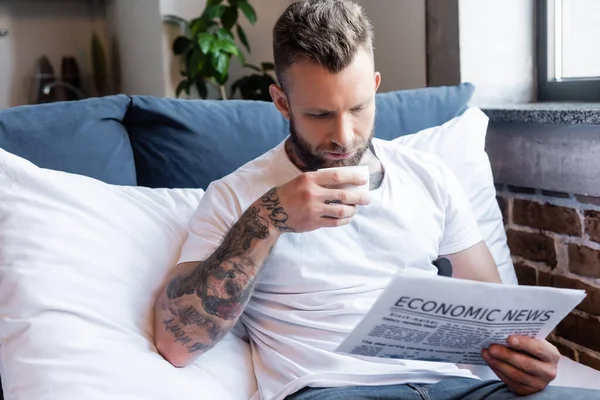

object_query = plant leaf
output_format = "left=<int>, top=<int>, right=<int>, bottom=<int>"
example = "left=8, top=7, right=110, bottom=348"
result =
left=176, top=79, right=191, bottom=97
left=244, top=63, right=262, bottom=72
left=230, top=73, right=275, bottom=101
left=235, top=50, right=246, bottom=67
left=210, top=52, right=230, bottom=86
left=184, top=49, right=194, bottom=73
left=173, top=36, right=192, bottom=55
left=237, top=1, right=257, bottom=24
left=261, top=62, right=275, bottom=71
left=215, top=72, right=229, bottom=86
left=190, top=17, right=207, bottom=36
left=214, top=38, right=239, bottom=55
left=198, top=33, right=214, bottom=54
left=200, top=55, right=216, bottom=76
left=216, top=28, right=234, bottom=41
left=189, top=49, right=206, bottom=75
left=236, top=24, right=250, bottom=53
left=221, top=6, right=238, bottom=30
left=207, top=0, right=224, bottom=5
left=191, top=18, right=219, bottom=36
left=212, top=52, right=230, bottom=76
left=195, top=79, right=208, bottom=99
left=203, top=4, right=226, bottom=20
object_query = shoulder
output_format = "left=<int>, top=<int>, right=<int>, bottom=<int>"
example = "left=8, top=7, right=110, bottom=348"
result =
left=201, top=141, right=297, bottom=217
left=374, top=138, right=450, bottom=184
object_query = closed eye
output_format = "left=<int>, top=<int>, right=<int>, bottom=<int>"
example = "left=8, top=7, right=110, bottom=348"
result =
left=309, top=112, right=331, bottom=119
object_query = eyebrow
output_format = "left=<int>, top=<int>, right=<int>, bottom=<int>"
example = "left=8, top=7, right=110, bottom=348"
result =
left=302, top=100, right=370, bottom=114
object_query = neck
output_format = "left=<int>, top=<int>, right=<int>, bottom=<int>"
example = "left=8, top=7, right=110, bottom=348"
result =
left=285, top=138, right=310, bottom=172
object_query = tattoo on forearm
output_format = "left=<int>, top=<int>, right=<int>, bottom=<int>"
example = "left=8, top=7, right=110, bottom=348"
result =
left=188, top=342, right=210, bottom=353
left=177, top=305, right=224, bottom=341
left=163, top=317, right=213, bottom=354
left=163, top=318, right=192, bottom=346
left=167, top=206, right=269, bottom=319
left=163, top=203, right=279, bottom=353
left=259, top=187, right=295, bottom=233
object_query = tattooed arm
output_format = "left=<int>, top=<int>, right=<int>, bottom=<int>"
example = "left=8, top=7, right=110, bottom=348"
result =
left=154, top=187, right=292, bottom=367
left=154, top=169, right=369, bottom=367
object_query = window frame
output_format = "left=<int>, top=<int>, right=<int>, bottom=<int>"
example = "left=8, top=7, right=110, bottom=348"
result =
left=537, top=0, right=600, bottom=102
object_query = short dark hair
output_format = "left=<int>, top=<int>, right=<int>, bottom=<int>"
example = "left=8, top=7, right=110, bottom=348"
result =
left=273, top=0, right=374, bottom=90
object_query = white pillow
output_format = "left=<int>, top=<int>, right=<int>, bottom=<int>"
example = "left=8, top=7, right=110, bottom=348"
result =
left=394, top=107, right=517, bottom=285
left=0, top=149, right=258, bottom=400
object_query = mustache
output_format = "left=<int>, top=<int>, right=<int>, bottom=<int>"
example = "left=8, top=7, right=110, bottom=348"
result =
left=318, top=143, right=358, bottom=153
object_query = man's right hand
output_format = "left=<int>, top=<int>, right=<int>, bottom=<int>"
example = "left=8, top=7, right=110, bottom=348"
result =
left=258, top=169, right=370, bottom=233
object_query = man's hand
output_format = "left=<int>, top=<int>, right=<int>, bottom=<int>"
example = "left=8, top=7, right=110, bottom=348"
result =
left=267, top=169, right=369, bottom=233
left=482, top=335, right=560, bottom=396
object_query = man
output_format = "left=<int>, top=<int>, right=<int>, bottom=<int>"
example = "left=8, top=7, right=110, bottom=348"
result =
left=153, top=1, right=599, bottom=399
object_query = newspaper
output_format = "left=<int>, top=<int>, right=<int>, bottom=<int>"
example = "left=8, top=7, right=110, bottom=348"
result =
left=335, top=273, right=586, bottom=365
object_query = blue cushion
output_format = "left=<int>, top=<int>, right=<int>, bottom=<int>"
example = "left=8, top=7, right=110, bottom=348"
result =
left=0, top=95, right=136, bottom=186
left=374, top=82, right=475, bottom=140
left=125, top=97, right=290, bottom=189
left=125, top=83, right=475, bottom=189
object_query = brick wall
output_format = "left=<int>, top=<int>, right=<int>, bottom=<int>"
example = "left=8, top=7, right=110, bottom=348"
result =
left=496, top=184, right=600, bottom=371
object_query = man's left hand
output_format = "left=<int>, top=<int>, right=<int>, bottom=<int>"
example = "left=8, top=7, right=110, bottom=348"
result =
left=482, top=335, right=560, bottom=396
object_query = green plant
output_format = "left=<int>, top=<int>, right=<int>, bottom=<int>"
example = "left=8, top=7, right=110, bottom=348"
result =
left=231, top=62, right=276, bottom=101
left=165, top=0, right=275, bottom=101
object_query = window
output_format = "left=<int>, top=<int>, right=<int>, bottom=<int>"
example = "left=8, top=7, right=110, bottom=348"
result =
left=537, top=0, right=600, bottom=102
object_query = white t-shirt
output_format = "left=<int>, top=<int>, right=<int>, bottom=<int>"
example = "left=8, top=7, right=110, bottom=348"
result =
left=179, top=138, right=484, bottom=400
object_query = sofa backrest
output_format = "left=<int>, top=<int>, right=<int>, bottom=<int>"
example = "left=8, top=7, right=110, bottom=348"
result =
left=123, top=82, right=475, bottom=189
left=0, top=83, right=475, bottom=189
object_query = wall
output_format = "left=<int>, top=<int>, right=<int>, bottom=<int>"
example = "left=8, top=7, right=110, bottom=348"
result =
left=159, top=0, right=427, bottom=99
left=159, top=0, right=205, bottom=19
left=425, top=0, right=460, bottom=87
left=486, top=114, right=600, bottom=370
left=0, top=0, right=428, bottom=106
left=0, top=0, right=109, bottom=109
left=496, top=184, right=600, bottom=371
left=358, top=0, right=426, bottom=92
left=486, top=120, right=600, bottom=198
left=458, top=0, right=536, bottom=105
left=106, top=0, right=165, bottom=97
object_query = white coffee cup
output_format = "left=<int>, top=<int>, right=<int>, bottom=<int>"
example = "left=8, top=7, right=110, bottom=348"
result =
left=317, top=165, right=370, bottom=193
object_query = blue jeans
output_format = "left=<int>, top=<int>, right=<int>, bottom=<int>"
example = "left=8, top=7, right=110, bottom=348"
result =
left=285, top=377, right=600, bottom=399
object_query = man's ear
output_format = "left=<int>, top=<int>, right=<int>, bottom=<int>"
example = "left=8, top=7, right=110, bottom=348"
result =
left=269, top=84, right=291, bottom=120
left=374, top=71, right=381, bottom=93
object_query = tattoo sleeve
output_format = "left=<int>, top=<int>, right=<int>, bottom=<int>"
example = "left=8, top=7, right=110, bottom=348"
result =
left=258, top=187, right=295, bottom=233
left=157, top=188, right=292, bottom=358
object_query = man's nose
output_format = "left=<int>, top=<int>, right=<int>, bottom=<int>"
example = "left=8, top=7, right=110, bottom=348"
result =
left=331, top=115, right=353, bottom=148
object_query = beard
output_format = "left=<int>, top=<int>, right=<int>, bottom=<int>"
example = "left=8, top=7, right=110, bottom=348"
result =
left=288, top=116, right=374, bottom=171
